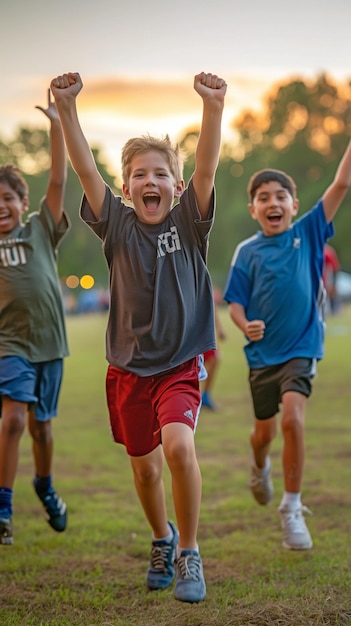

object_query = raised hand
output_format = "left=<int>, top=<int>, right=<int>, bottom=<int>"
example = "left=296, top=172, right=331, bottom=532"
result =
left=193, top=72, right=227, bottom=101
left=35, top=88, right=59, bottom=122
left=50, top=72, right=83, bottom=102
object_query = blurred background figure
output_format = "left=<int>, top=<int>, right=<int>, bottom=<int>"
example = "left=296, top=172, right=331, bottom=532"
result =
left=201, top=286, right=226, bottom=411
left=323, top=244, right=340, bottom=315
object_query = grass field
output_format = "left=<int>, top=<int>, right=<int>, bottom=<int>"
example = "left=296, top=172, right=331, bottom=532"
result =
left=1, top=306, right=351, bottom=625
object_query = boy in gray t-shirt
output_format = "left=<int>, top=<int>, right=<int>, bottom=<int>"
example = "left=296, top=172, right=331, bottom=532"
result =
left=52, top=70, right=226, bottom=603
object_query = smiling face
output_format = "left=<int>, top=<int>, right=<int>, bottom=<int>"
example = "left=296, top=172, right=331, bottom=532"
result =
left=0, top=182, right=28, bottom=236
left=122, top=150, right=184, bottom=224
left=249, top=180, right=299, bottom=236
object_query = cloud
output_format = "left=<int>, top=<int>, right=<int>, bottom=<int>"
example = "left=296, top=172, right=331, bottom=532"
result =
left=80, top=77, right=199, bottom=118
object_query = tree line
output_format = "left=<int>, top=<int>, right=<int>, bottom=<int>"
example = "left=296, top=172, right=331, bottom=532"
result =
left=1, top=73, right=351, bottom=291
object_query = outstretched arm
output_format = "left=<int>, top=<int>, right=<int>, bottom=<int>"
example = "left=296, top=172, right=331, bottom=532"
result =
left=192, top=72, right=227, bottom=220
left=36, top=89, right=66, bottom=226
left=50, top=72, right=106, bottom=219
left=322, top=138, right=351, bottom=222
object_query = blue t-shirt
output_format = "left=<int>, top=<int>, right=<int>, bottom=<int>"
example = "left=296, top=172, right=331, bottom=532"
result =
left=224, top=199, right=334, bottom=369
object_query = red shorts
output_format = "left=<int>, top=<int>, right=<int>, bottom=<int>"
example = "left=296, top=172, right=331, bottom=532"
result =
left=106, top=357, right=201, bottom=457
left=203, top=349, right=216, bottom=362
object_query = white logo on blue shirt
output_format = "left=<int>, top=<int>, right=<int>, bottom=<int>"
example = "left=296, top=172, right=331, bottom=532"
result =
left=293, top=238, right=301, bottom=249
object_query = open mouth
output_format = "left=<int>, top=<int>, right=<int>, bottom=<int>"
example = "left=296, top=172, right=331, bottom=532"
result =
left=143, top=194, right=160, bottom=211
left=267, top=214, right=282, bottom=224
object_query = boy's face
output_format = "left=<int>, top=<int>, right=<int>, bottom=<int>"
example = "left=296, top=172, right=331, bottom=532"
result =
left=122, top=150, right=184, bottom=224
left=249, top=181, right=299, bottom=236
left=0, top=182, right=28, bottom=236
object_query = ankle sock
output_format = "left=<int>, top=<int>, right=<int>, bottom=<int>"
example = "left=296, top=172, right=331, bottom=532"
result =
left=33, top=475, right=52, bottom=495
left=280, top=491, right=301, bottom=510
left=0, top=487, right=13, bottom=518
left=177, top=544, right=199, bottom=558
left=152, top=525, right=173, bottom=544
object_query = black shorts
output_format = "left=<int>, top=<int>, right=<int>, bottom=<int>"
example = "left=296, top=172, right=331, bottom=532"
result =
left=249, top=358, right=316, bottom=420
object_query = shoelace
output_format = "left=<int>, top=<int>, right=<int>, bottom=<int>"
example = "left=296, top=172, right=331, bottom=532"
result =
left=249, top=465, right=269, bottom=487
left=176, top=554, right=201, bottom=581
left=150, top=543, right=173, bottom=572
left=281, top=505, right=312, bottom=533
left=43, top=492, right=66, bottom=517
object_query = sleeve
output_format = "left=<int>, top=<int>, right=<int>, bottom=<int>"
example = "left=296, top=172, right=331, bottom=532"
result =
left=38, top=198, right=70, bottom=247
left=223, top=245, right=251, bottom=307
left=80, top=185, right=125, bottom=241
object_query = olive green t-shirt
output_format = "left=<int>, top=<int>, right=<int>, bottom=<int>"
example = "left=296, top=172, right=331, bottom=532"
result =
left=0, top=199, right=70, bottom=362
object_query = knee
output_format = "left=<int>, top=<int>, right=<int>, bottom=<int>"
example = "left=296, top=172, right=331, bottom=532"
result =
left=30, top=421, right=52, bottom=446
left=255, top=430, right=274, bottom=448
left=1, top=409, right=26, bottom=438
left=281, top=411, right=304, bottom=435
left=132, top=460, right=162, bottom=487
left=164, top=439, right=194, bottom=472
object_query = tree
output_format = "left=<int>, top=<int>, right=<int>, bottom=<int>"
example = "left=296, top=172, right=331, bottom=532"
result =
left=181, top=73, right=351, bottom=287
left=0, top=126, right=120, bottom=287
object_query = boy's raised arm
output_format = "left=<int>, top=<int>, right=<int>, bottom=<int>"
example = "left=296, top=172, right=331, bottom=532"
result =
left=36, top=89, right=66, bottom=226
left=192, top=72, right=227, bottom=220
left=50, top=72, right=106, bottom=219
left=322, top=138, right=351, bottom=223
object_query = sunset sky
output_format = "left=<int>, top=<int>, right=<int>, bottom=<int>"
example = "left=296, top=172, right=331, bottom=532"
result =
left=2, top=0, right=351, bottom=178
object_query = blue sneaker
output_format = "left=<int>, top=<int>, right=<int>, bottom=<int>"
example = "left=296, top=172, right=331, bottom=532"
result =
left=0, top=517, right=13, bottom=545
left=147, top=521, right=179, bottom=590
left=201, top=391, right=216, bottom=411
left=174, top=549, right=206, bottom=603
left=34, top=485, right=67, bottom=532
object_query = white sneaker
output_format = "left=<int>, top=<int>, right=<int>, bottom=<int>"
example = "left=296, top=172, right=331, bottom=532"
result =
left=249, top=456, right=274, bottom=505
left=278, top=505, right=313, bottom=550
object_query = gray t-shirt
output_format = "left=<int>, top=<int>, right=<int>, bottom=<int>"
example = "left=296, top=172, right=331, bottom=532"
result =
left=0, top=199, right=70, bottom=362
left=81, top=179, right=216, bottom=376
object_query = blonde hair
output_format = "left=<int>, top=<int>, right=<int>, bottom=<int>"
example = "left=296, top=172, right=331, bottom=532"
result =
left=121, top=134, right=185, bottom=185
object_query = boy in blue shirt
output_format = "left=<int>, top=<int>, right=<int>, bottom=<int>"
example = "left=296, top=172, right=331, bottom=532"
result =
left=224, top=142, right=351, bottom=550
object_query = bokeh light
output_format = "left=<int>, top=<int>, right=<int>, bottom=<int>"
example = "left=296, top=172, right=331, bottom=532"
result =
left=66, top=275, right=80, bottom=289
left=80, top=275, right=95, bottom=290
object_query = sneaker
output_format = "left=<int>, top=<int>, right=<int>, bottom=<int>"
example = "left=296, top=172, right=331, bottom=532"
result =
left=174, top=549, right=206, bottom=603
left=279, top=504, right=313, bottom=550
left=0, top=517, right=13, bottom=545
left=147, top=521, right=179, bottom=590
left=249, top=455, right=274, bottom=505
left=34, top=485, right=67, bottom=532
left=201, top=391, right=216, bottom=410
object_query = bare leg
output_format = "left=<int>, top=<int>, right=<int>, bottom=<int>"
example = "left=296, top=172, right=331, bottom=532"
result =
left=130, top=444, right=169, bottom=539
left=0, top=398, right=27, bottom=488
left=162, top=422, right=201, bottom=550
left=281, top=391, right=306, bottom=493
left=28, top=409, right=53, bottom=477
left=250, top=415, right=277, bottom=469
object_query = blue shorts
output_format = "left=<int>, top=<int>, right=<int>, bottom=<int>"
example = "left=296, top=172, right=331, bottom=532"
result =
left=0, top=356, right=63, bottom=421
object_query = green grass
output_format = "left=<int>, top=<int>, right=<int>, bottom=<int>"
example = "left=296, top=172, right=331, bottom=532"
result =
left=1, top=308, right=351, bottom=625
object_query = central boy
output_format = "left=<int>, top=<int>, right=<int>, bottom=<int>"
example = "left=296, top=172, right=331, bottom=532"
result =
left=51, top=71, right=226, bottom=603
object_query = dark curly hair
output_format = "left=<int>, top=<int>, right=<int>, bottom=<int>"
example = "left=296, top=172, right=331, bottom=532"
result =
left=0, top=164, right=29, bottom=200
